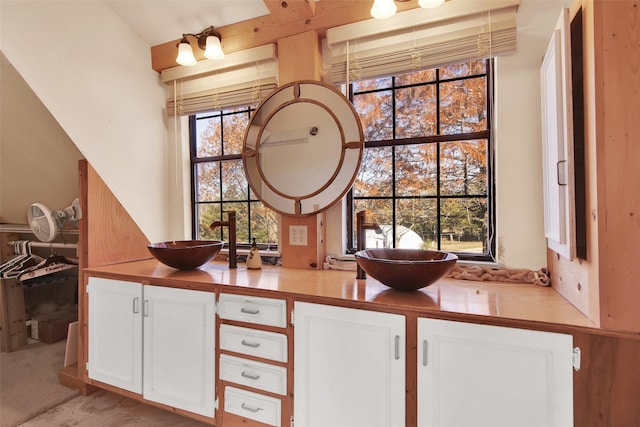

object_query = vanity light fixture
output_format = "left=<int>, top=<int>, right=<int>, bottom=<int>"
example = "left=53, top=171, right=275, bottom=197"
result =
left=371, top=0, right=447, bottom=19
left=176, top=26, right=224, bottom=66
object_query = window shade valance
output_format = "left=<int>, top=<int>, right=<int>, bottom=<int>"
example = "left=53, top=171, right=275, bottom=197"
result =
left=162, top=44, right=279, bottom=116
left=322, top=0, right=520, bottom=84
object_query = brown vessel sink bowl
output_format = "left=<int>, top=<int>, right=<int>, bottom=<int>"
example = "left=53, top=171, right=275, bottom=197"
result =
left=355, top=248, right=458, bottom=291
left=148, top=240, right=225, bottom=270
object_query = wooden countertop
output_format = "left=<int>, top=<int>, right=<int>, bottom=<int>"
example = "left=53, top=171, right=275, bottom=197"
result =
left=85, top=259, right=596, bottom=330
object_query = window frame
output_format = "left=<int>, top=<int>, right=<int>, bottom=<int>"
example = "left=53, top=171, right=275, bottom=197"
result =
left=346, top=59, right=496, bottom=263
left=189, top=107, right=277, bottom=249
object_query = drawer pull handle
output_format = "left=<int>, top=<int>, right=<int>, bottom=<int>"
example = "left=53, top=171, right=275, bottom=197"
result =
left=241, top=307, right=260, bottom=315
left=241, top=339, right=261, bottom=348
left=241, top=371, right=261, bottom=380
left=241, top=402, right=263, bottom=413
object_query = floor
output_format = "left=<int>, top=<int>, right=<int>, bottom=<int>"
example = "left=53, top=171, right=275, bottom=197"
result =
left=1, top=338, right=210, bottom=427
left=20, top=390, right=210, bottom=427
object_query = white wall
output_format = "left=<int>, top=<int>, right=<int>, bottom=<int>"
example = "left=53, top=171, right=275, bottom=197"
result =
left=494, top=0, right=570, bottom=269
left=0, top=53, right=85, bottom=223
left=0, top=1, right=169, bottom=243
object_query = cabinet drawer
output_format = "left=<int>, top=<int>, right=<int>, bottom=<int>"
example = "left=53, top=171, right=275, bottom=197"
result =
left=218, top=293, right=287, bottom=328
left=220, top=354, right=287, bottom=395
left=220, top=324, right=288, bottom=362
left=225, top=386, right=281, bottom=427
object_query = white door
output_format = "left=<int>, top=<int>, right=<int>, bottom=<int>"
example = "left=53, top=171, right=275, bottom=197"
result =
left=417, top=318, right=574, bottom=427
left=87, top=277, right=142, bottom=393
left=294, top=302, right=405, bottom=427
left=143, top=285, right=216, bottom=418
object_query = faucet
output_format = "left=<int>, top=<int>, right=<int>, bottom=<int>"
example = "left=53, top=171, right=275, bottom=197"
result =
left=356, top=210, right=382, bottom=279
left=210, top=210, right=237, bottom=269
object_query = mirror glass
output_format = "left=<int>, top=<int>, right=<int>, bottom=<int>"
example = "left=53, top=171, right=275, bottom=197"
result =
left=243, top=81, right=363, bottom=216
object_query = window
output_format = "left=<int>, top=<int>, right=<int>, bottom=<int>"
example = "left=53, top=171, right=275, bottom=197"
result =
left=348, top=59, right=494, bottom=261
left=190, top=107, right=278, bottom=249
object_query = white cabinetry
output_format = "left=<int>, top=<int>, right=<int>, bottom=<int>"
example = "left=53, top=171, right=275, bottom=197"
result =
left=541, top=7, right=575, bottom=259
left=417, top=318, right=573, bottom=427
left=294, top=301, right=405, bottom=427
left=87, top=277, right=216, bottom=418
left=218, top=293, right=288, bottom=427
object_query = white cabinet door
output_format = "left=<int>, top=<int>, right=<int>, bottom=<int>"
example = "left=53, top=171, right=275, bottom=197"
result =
left=417, top=318, right=573, bottom=427
left=143, top=285, right=216, bottom=418
left=541, top=7, right=575, bottom=260
left=294, top=302, right=405, bottom=427
left=87, top=277, right=142, bottom=393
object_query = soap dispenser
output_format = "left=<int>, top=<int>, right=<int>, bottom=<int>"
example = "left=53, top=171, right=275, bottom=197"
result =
left=247, top=238, right=262, bottom=269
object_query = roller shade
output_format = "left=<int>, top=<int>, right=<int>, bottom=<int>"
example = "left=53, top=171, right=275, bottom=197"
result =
left=323, top=0, right=519, bottom=83
left=162, top=44, right=279, bottom=116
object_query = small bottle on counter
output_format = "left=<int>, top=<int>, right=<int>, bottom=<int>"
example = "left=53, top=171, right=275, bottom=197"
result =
left=247, top=238, right=263, bottom=269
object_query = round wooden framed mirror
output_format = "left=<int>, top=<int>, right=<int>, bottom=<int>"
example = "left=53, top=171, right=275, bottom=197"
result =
left=243, top=81, right=363, bottom=216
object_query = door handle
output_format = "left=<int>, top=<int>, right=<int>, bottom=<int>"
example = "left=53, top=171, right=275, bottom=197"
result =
left=422, top=340, right=428, bottom=366
left=394, top=335, right=400, bottom=360
left=133, top=297, right=139, bottom=314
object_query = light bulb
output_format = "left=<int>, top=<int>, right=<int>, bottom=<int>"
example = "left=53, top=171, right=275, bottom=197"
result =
left=204, top=35, right=225, bottom=60
left=418, top=0, right=446, bottom=8
left=176, top=39, right=197, bottom=66
left=370, top=0, right=397, bottom=19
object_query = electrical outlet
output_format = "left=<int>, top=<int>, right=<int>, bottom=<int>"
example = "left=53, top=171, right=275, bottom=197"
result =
left=289, top=225, right=308, bottom=246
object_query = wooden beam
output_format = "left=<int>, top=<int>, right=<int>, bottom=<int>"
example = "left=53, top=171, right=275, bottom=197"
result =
left=150, top=1, right=420, bottom=72
left=264, top=0, right=316, bottom=23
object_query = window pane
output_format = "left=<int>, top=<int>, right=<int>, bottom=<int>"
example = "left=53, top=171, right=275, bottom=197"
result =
left=354, top=199, right=393, bottom=249
left=250, top=201, right=278, bottom=245
left=440, top=140, right=488, bottom=196
left=396, top=84, right=437, bottom=138
left=196, top=163, right=220, bottom=202
left=440, top=60, right=486, bottom=79
left=440, top=77, right=487, bottom=135
left=396, top=198, right=438, bottom=249
left=353, top=90, right=393, bottom=141
left=222, top=202, right=249, bottom=243
left=223, top=111, right=249, bottom=155
left=395, top=144, right=437, bottom=196
left=396, top=68, right=436, bottom=86
left=353, top=77, right=392, bottom=92
left=440, top=198, right=487, bottom=253
left=221, top=160, right=248, bottom=201
left=196, top=116, right=222, bottom=158
left=196, top=203, right=221, bottom=240
left=353, top=146, right=393, bottom=197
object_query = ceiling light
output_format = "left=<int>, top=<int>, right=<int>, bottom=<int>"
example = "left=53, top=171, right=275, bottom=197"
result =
left=371, top=0, right=447, bottom=19
left=175, top=26, right=224, bottom=66
left=371, top=0, right=397, bottom=19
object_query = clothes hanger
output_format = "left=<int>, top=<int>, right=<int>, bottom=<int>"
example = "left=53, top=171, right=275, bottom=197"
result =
left=0, top=241, right=30, bottom=276
left=3, top=241, right=44, bottom=279
left=18, top=243, right=77, bottom=282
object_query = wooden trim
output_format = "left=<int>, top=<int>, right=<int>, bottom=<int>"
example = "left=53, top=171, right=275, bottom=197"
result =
left=150, top=1, right=420, bottom=72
